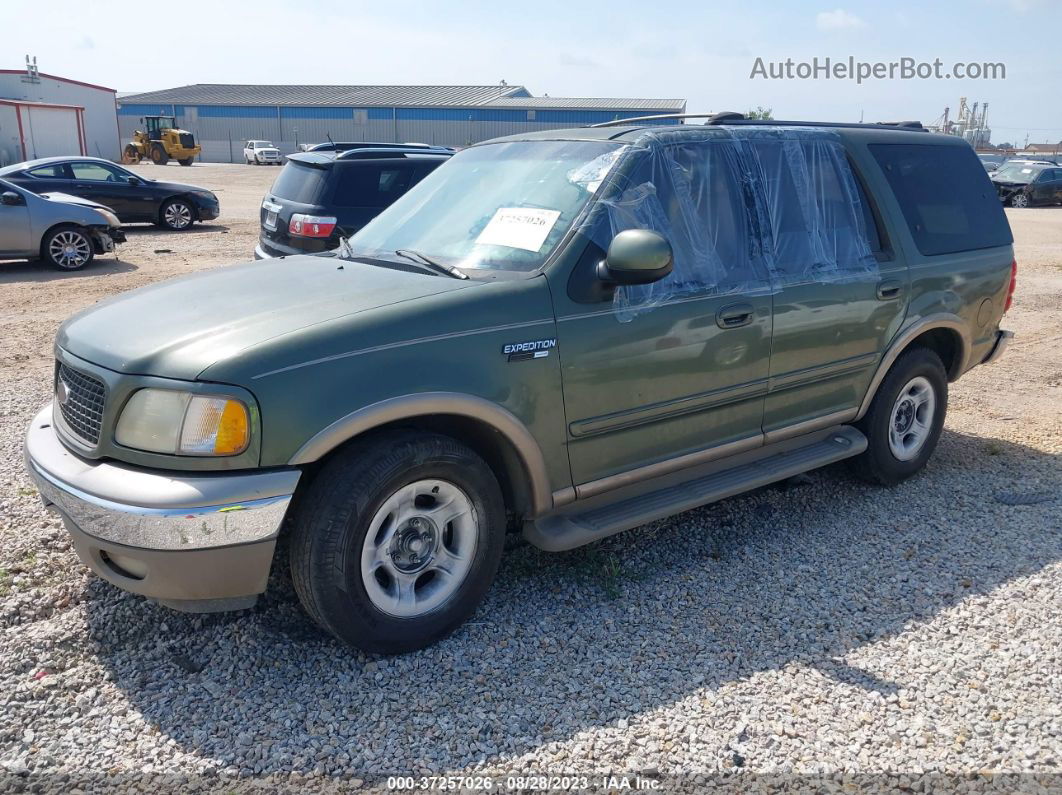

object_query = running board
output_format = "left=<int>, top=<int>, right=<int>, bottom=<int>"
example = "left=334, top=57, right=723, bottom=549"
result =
left=524, top=426, right=867, bottom=552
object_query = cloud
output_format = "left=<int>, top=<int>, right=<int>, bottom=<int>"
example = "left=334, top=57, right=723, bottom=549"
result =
left=816, top=8, right=867, bottom=31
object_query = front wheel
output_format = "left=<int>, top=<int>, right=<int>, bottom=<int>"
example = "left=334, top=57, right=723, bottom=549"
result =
left=1011, top=192, right=1030, bottom=208
left=42, top=226, right=94, bottom=270
left=178, top=157, right=193, bottom=167
left=290, top=432, right=506, bottom=654
left=848, top=347, right=948, bottom=485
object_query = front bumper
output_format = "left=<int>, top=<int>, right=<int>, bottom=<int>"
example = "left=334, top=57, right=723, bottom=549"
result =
left=24, top=404, right=300, bottom=612
left=194, top=200, right=220, bottom=221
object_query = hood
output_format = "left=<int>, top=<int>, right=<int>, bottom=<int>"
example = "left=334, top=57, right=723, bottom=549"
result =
left=146, top=178, right=213, bottom=195
left=40, top=192, right=112, bottom=212
left=57, top=255, right=475, bottom=380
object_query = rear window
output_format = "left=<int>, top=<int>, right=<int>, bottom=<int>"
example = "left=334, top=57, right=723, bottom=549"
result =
left=270, top=162, right=330, bottom=204
left=332, top=163, right=415, bottom=208
left=869, top=143, right=1012, bottom=256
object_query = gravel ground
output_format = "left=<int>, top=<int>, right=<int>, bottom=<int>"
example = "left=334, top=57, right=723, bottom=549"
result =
left=0, top=163, right=1060, bottom=792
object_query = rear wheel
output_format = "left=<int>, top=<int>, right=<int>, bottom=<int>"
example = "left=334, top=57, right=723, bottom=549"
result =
left=158, top=198, right=194, bottom=230
left=290, top=432, right=506, bottom=654
left=150, top=144, right=169, bottom=165
left=848, top=347, right=948, bottom=485
left=41, top=226, right=94, bottom=271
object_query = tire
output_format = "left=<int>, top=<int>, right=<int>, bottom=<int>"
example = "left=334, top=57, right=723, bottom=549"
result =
left=178, top=157, right=193, bottom=167
left=1011, top=192, right=1030, bottom=208
left=123, top=144, right=140, bottom=164
left=290, top=431, right=506, bottom=654
left=158, top=198, right=194, bottom=230
left=41, top=226, right=94, bottom=271
left=150, top=145, right=169, bottom=165
left=848, top=347, right=948, bottom=485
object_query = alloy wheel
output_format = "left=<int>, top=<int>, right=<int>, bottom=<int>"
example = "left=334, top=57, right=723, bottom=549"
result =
left=48, top=230, right=92, bottom=269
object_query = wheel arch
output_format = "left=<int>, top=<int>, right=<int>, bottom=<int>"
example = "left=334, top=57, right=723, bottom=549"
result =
left=856, top=314, right=969, bottom=421
left=38, top=222, right=90, bottom=257
left=288, top=393, right=554, bottom=519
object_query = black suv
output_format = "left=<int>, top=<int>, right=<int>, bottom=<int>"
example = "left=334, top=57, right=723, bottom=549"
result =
left=255, top=144, right=452, bottom=258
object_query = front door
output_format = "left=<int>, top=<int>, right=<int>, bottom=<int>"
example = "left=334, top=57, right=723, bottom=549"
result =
left=551, top=137, right=773, bottom=487
left=67, top=161, right=141, bottom=219
left=0, top=187, right=31, bottom=255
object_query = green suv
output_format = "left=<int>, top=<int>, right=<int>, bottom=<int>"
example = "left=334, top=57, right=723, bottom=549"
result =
left=25, top=116, right=1015, bottom=653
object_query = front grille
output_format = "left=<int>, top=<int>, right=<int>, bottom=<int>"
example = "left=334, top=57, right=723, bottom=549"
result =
left=179, top=133, right=195, bottom=149
left=56, top=363, right=106, bottom=445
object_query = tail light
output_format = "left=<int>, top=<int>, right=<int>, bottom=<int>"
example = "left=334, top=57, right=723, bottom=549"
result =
left=288, top=214, right=337, bottom=238
left=1004, top=259, right=1017, bottom=313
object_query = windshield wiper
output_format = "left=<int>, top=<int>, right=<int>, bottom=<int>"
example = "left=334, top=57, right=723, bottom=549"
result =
left=394, top=249, right=469, bottom=280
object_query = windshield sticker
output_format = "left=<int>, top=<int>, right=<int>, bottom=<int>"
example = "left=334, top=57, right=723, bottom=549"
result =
left=476, top=207, right=561, bottom=252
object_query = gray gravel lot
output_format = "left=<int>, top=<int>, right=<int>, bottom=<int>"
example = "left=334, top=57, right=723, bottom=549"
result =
left=0, top=163, right=1060, bottom=792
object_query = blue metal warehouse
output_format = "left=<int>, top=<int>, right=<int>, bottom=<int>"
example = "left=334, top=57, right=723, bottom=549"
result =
left=116, top=83, right=685, bottom=162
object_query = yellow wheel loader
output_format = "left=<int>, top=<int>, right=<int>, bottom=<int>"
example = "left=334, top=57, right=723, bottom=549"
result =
left=123, top=116, right=201, bottom=167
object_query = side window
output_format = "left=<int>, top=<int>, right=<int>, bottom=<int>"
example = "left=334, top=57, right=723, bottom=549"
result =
left=332, top=164, right=414, bottom=208
left=596, top=139, right=768, bottom=311
left=70, top=162, right=122, bottom=182
left=741, top=135, right=877, bottom=283
left=27, top=165, right=68, bottom=179
left=869, top=143, right=1012, bottom=256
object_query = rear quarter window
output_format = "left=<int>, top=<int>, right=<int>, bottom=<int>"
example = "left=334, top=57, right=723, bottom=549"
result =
left=270, top=162, right=330, bottom=204
left=869, top=143, right=1012, bottom=256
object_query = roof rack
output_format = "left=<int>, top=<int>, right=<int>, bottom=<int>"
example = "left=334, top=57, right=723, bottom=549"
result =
left=335, top=146, right=454, bottom=160
left=590, top=111, right=927, bottom=131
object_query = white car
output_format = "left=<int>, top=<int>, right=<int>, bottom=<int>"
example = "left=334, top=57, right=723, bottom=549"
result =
left=244, top=141, right=282, bottom=165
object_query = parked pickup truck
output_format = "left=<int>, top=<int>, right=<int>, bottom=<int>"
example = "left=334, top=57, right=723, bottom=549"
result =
left=25, top=116, right=1014, bottom=654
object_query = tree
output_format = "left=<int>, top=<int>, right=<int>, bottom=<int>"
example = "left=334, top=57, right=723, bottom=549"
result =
left=745, top=106, right=774, bottom=120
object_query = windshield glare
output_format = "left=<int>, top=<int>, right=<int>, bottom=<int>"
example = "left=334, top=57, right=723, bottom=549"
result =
left=993, top=165, right=1040, bottom=183
left=344, top=140, right=625, bottom=272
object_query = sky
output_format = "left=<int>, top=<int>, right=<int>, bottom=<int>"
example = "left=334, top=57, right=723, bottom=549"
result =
left=7, top=0, right=1062, bottom=145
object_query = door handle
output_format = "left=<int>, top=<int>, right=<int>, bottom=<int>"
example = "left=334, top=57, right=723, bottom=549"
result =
left=716, top=303, right=755, bottom=329
left=876, top=280, right=903, bottom=300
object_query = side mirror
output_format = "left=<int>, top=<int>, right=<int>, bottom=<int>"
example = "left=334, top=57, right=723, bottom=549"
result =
left=597, top=229, right=673, bottom=285
left=126, top=175, right=140, bottom=185
left=1, top=191, right=23, bottom=206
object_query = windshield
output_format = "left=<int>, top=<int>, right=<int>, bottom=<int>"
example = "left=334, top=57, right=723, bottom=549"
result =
left=993, top=164, right=1041, bottom=183
left=256, top=142, right=274, bottom=148
left=344, top=140, right=626, bottom=272
left=156, top=118, right=175, bottom=130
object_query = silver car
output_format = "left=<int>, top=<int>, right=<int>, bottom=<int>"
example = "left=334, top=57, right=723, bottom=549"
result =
left=0, top=177, right=125, bottom=270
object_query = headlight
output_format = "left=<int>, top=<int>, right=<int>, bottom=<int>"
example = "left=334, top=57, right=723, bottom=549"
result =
left=96, top=208, right=121, bottom=227
left=115, top=389, right=250, bottom=456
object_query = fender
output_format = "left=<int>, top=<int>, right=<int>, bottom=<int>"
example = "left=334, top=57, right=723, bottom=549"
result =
left=855, top=313, right=970, bottom=421
left=287, top=392, right=554, bottom=516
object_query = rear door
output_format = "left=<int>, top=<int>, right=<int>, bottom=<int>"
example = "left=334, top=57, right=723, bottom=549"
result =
left=330, top=160, right=418, bottom=235
left=260, top=159, right=333, bottom=252
left=753, top=139, right=906, bottom=436
left=13, top=163, right=70, bottom=195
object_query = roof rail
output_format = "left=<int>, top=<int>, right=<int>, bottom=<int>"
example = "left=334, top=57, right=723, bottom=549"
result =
left=591, top=111, right=928, bottom=132
left=336, top=146, right=454, bottom=160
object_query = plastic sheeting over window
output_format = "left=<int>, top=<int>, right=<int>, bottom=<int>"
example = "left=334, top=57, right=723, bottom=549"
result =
left=582, top=126, right=878, bottom=319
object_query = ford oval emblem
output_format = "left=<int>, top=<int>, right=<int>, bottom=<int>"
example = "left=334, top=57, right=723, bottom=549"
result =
left=56, top=380, right=70, bottom=406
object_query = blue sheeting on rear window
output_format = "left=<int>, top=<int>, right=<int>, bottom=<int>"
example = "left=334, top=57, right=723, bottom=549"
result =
left=582, top=126, right=878, bottom=320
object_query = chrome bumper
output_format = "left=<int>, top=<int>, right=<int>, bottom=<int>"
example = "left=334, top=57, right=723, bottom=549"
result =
left=983, top=329, right=1013, bottom=365
left=24, top=404, right=300, bottom=611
